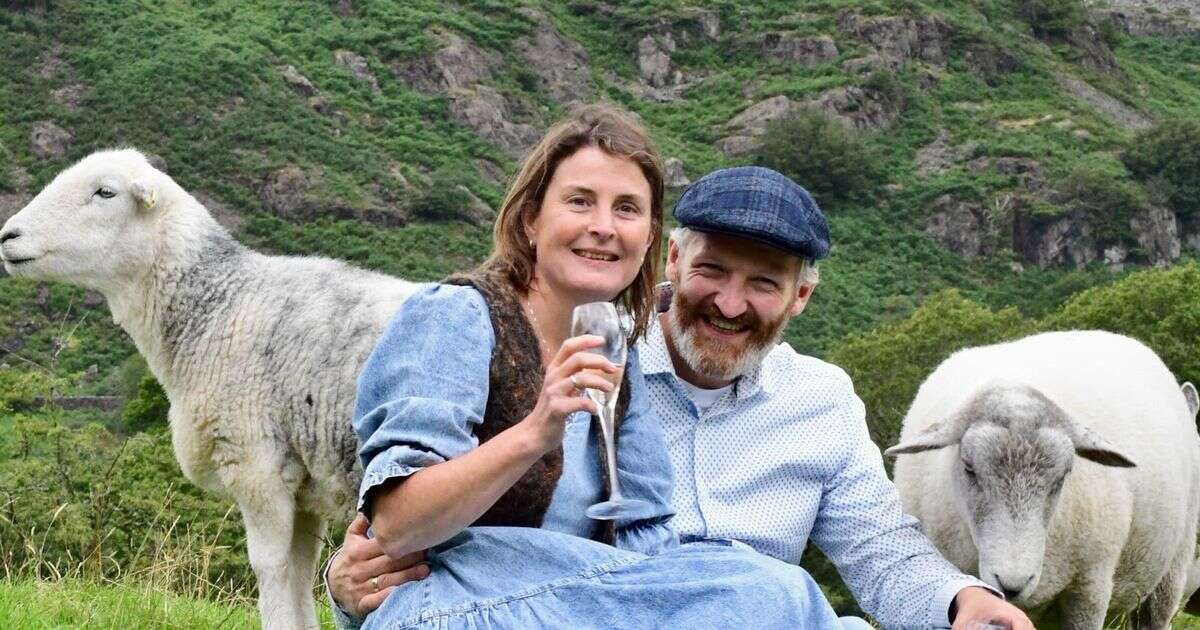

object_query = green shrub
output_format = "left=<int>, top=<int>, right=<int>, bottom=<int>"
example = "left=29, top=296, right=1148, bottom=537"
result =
left=1013, top=0, right=1086, bottom=39
left=827, top=290, right=1036, bottom=451
left=411, top=167, right=487, bottom=224
left=1041, top=262, right=1200, bottom=388
left=1055, top=163, right=1146, bottom=244
left=753, top=109, right=887, bottom=211
left=121, top=375, right=169, bottom=434
left=1123, top=118, right=1200, bottom=218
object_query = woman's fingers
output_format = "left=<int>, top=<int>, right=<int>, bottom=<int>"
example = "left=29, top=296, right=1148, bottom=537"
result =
left=355, top=563, right=432, bottom=615
left=549, top=349, right=618, bottom=384
left=551, top=334, right=606, bottom=366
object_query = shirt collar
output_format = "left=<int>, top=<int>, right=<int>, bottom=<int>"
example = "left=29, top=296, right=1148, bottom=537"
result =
left=641, top=284, right=767, bottom=402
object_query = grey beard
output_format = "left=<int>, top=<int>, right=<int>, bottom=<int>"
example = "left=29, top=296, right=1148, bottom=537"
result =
left=667, top=307, right=779, bottom=381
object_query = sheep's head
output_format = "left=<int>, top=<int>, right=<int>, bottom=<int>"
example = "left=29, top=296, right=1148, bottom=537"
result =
left=886, top=383, right=1135, bottom=604
left=0, top=149, right=167, bottom=292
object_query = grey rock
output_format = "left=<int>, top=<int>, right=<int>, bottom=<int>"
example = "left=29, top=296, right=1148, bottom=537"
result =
left=925, top=195, right=991, bottom=259
left=842, top=13, right=953, bottom=66
left=514, top=9, right=592, bottom=102
left=278, top=64, right=319, bottom=98
left=30, top=121, right=73, bottom=159
left=258, top=166, right=406, bottom=227
left=331, top=0, right=357, bottom=17
left=333, top=50, right=380, bottom=93
left=664, top=158, right=690, bottom=189
left=448, top=85, right=541, bottom=157
left=805, top=85, right=902, bottom=130
left=725, top=95, right=795, bottom=134
left=637, top=33, right=676, bottom=88
left=762, top=33, right=839, bottom=66
left=0, top=336, right=24, bottom=353
left=393, top=29, right=502, bottom=93
left=963, top=44, right=1021, bottom=82
left=1129, top=205, right=1181, bottom=266
left=1090, top=7, right=1200, bottom=37
left=146, top=153, right=169, bottom=173
left=455, top=184, right=495, bottom=226
left=50, top=83, right=85, bottom=110
left=1014, top=209, right=1098, bottom=269
left=677, top=7, right=720, bottom=40
left=915, top=129, right=977, bottom=177
left=842, top=54, right=888, bottom=74
left=474, top=159, right=508, bottom=186
left=34, top=44, right=67, bottom=79
left=1182, top=214, right=1200, bottom=253
left=714, top=135, right=762, bottom=157
left=82, top=290, right=105, bottom=307
left=1065, top=23, right=1122, bottom=75
left=193, top=190, right=245, bottom=235
left=1104, top=244, right=1128, bottom=269
left=1053, top=73, right=1149, bottom=129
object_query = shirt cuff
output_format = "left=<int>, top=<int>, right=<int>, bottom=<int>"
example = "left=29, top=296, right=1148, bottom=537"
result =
left=322, top=546, right=366, bottom=630
left=932, top=577, right=1002, bottom=628
left=357, top=443, right=447, bottom=514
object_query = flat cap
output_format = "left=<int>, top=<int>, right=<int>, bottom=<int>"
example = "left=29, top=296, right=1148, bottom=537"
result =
left=673, top=166, right=830, bottom=260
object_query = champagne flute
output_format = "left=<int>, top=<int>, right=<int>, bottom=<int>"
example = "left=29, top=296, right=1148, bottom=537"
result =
left=572, top=302, right=655, bottom=521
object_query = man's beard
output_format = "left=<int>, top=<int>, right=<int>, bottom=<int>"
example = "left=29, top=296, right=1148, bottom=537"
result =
left=667, top=289, right=791, bottom=381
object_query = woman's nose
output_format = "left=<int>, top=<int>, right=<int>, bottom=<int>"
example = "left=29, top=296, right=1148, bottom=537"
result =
left=588, top=208, right=616, bottom=239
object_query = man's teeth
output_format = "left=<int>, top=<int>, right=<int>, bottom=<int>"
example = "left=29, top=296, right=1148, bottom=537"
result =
left=576, top=250, right=617, bottom=261
left=707, top=317, right=745, bottom=333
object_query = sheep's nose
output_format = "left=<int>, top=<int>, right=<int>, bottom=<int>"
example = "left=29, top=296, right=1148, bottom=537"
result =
left=994, top=573, right=1033, bottom=600
left=0, top=228, right=20, bottom=245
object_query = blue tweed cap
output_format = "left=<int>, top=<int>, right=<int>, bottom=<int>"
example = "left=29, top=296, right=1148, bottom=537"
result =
left=673, top=166, right=831, bottom=260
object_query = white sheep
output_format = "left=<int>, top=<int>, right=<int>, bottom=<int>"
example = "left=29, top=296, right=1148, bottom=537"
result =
left=0, top=149, right=420, bottom=629
left=886, top=330, right=1200, bottom=630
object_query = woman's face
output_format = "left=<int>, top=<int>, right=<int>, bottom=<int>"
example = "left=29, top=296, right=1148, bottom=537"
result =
left=526, top=146, right=653, bottom=305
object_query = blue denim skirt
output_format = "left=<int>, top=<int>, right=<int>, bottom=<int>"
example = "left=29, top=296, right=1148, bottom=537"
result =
left=362, top=527, right=844, bottom=629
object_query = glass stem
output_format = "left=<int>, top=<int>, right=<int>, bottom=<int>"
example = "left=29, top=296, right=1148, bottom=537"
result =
left=599, top=408, right=622, bottom=500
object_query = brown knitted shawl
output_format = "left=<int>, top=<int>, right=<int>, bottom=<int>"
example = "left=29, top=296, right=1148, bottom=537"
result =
left=444, top=265, right=630, bottom=544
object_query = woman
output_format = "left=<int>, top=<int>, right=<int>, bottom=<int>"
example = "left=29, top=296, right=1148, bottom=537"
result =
left=346, top=104, right=845, bottom=628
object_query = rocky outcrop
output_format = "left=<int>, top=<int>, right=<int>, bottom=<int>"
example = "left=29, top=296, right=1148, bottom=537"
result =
left=637, top=33, right=677, bottom=87
left=257, top=166, right=407, bottom=227
left=514, top=8, right=593, bottom=102
left=839, top=12, right=954, bottom=66
left=330, top=0, right=356, bottom=18
left=1129, top=205, right=1181, bottom=266
left=664, top=157, right=690, bottom=189
left=1065, top=23, right=1122, bottom=75
left=333, top=50, right=380, bottom=93
left=392, top=30, right=502, bottom=93
left=278, top=64, right=341, bottom=117
left=963, top=43, right=1021, bottom=83
left=924, top=195, right=995, bottom=259
left=807, top=85, right=904, bottom=130
left=762, top=34, right=839, bottom=66
left=1090, top=7, right=1200, bottom=37
left=915, top=129, right=977, bottom=177
left=50, top=84, right=86, bottom=110
left=1014, top=209, right=1098, bottom=269
left=30, top=121, right=72, bottom=158
left=447, top=86, right=541, bottom=157
left=1183, top=215, right=1200, bottom=254
left=1053, top=73, right=1150, bottom=130
left=676, top=7, right=720, bottom=41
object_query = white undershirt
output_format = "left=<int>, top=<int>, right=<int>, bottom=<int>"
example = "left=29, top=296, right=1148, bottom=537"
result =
left=676, top=378, right=733, bottom=415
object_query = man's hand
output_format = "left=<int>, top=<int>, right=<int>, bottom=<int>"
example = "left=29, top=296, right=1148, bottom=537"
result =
left=329, top=513, right=430, bottom=618
left=951, top=586, right=1034, bottom=630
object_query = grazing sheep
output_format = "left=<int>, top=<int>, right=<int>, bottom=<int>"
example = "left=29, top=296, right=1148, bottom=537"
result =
left=886, top=330, right=1200, bottom=630
left=0, top=149, right=420, bottom=629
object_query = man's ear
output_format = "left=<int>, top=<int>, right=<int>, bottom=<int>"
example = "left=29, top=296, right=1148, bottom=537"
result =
left=664, top=239, right=681, bottom=283
left=788, top=283, right=814, bottom=317
left=130, top=180, right=159, bottom=211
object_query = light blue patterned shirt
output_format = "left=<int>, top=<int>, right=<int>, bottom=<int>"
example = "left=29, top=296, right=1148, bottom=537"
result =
left=638, top=316, right=989, bottom=630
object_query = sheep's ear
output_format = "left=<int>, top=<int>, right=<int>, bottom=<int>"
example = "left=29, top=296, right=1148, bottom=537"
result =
left=130, top=180, right=159, bottom=211
left=884, top=421, right=962, bottom=457
left=1067, top=423, right=1136, bottom=468
left=1182, top=383, right=1199, bottom=421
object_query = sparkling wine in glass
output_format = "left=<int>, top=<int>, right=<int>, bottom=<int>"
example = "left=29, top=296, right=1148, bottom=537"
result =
left=572, top=302, right=655, bottom=521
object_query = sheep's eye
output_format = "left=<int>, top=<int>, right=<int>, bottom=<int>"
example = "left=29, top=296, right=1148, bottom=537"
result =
left=96, top=187, right=116, bottom=199
left=962, top=462, right=977, bottom=478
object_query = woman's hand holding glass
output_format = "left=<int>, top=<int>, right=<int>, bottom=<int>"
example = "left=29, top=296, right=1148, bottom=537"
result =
left=521, top=334, right=619, bottom=454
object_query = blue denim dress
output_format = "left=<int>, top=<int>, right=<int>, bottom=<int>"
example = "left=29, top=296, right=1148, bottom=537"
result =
left=353, top=284, right=843, bottom=629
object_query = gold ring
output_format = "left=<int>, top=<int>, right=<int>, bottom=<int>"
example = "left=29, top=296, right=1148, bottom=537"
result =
left=370, top=576, right=381, bottom=592
left=569, top=375, right=581, bottom=391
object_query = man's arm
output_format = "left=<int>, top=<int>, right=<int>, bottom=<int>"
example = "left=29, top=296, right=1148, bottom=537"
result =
left=324, top=514, right=429, bottom=630
left=809, top=378, right=1030, bottom=629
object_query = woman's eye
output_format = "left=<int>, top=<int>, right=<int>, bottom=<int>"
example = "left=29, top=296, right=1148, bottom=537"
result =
left=616, top=204, right=639, bottom=215
left=568, top=197, right=589, bottom=207
left=96, top=187, right=116, bottom=199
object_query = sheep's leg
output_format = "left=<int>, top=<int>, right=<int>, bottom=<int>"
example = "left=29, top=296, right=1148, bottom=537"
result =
left=1129, top=557, right=1188, bottom=630
left=1059, top=571, right=1114, bottom=630
left=288, top=509, right=325, bottom=629
left=239, top=495, right=308, bottom=630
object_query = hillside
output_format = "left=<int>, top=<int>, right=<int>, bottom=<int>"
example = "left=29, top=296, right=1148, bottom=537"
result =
left=1, top=0, right=1199, bottom=624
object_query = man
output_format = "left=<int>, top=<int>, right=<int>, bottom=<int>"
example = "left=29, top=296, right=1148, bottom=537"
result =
left=327, top=167, right=1033, bottom=629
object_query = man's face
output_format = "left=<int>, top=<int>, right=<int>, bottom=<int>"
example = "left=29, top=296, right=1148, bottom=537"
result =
left=664, top=231, right=813, bottom=381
